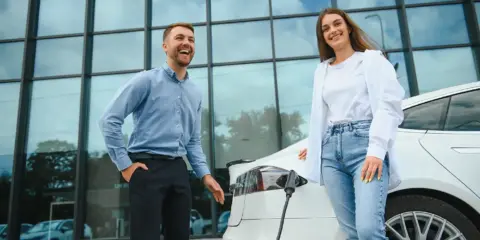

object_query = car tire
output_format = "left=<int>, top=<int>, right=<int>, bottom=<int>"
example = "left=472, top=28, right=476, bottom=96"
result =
left=385, top=194, right=480, bottom=239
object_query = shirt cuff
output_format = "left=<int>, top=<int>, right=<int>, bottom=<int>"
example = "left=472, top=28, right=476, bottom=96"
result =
left=195, top=166, right=211, bottom=180
left=367, top=144, right=387, bottom=161
left=114, top=154, right=133, bottom=171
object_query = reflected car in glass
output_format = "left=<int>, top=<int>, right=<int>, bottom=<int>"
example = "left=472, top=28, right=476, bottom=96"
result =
left=223, top=82, right=480, bottom=240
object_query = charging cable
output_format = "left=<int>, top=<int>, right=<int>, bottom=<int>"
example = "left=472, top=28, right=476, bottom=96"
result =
left=276, top=170, right=298, bottom=240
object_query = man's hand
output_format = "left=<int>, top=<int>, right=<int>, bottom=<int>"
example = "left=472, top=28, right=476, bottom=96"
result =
left=121, top=162, right=148, bottom=182
left=360, top=156, right=383, bottom=183
left=203, top=174, right=225, bottom=205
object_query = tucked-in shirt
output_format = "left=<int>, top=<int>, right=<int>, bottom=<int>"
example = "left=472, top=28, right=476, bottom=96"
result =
left=98, top=63, right=210, bottom=179
left=322, top=51, right=383, bottom=158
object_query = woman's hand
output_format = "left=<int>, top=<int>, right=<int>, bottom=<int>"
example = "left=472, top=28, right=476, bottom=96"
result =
left=298, top=148, right=307, bottom=160
left=360, top=156, right=383, bottom=183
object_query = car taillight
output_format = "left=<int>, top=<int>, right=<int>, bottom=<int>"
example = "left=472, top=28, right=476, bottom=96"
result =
left=230, top=166, right=308, bottom=197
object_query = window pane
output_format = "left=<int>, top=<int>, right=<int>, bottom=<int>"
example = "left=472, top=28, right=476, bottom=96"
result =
left=407, top=5, right=469, bottom=47
left=0, top=0, right=28, bottom=40
left=272, top=0, right=330, bottom=16
left=34, top=37, right=84, bottom=77
left=37, top=0, right=86, bottom=36
left=0, top=42, right=24, bottom=80
left=152, top=26, right=207, bottom=68
left=211, top=0, right=269, bottom=21
left=476, top=3, right=480, bottom=29
left=0, top=83, right=20, bottom=227
left=94, top=0, right=144, bottom=31
left=273, top=17, right=317, bottom=58
left=349, top=10, right=402, bottom=50
left=277, top=59, right=318, bottom=148
left=413, top=48, right=477, bottom=94
left=337, top=0, right=395, bottom=9
left=21, top=78, right=81, bottom=236
left=387, top=52, right=410, bottom=98
left=86, top=69, right=213, bottom=238
left=400, top=97, right=449, bottom=130
left=445, top=90, right=480, bottom=131
left=212, top=21, right=272, bottom=63
left=405, top=0, right=452, bottom=4
left=152, top=0, right=206, bottom=26
left=92, top=32, right=144, bottom=73
left=213, top=63, right=278, bottom=168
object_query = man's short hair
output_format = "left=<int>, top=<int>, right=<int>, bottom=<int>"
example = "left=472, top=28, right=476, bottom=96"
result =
left=163, top=22, right=195, bottom=42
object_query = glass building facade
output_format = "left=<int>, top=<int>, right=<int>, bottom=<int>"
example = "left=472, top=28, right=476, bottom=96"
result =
left=1, top=0, right=479, bottom=239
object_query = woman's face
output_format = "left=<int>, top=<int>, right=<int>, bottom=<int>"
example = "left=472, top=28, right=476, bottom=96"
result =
left=321, top=13, right=351, bottom=51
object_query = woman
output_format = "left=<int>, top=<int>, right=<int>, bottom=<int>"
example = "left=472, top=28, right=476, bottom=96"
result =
left=297, top=8, right=405, bottom=239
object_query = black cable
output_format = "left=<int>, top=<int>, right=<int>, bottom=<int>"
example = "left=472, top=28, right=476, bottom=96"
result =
left=276, top=194, right=292, bottom=240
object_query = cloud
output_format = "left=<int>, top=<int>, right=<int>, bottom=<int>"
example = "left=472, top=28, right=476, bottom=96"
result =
left=0, top=82, right=20, bottom=155
left=37, top=0, right=85, bottom=36
left=34, top=37, right=83, bottom=77
left=0, top=0, right=28, bottom=39
left=94, top=0, right=144, bottom=31
left=272, top=0, right=330, bottom=15
left=337, top=0, right=395, bottom=9
left=0, top=42, right=23, bottom=79
left=26, top=78, right=81, bottom=153
left=152, top=0, right=206, bottom=26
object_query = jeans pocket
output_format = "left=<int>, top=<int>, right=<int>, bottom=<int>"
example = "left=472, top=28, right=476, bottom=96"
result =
left=321, top=133, right=331, bottom=146
left=353, top=128, right=369, bottom=138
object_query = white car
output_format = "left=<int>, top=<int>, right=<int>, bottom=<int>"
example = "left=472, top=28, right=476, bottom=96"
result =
left=223, top=82, right=480, bottom=240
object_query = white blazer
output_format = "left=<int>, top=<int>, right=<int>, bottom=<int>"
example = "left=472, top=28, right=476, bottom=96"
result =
left=298, top=49, right=405, bottom=190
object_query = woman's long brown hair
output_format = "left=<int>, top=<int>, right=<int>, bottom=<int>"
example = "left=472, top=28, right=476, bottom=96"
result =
left=316, top=8, right=380, bottom=61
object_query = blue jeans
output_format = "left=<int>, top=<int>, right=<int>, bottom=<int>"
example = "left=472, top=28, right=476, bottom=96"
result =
left=321, top=120, right=389, bottom=240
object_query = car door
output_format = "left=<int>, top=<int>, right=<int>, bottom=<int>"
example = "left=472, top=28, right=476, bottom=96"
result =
left=419, top=89, right=480, bottom=197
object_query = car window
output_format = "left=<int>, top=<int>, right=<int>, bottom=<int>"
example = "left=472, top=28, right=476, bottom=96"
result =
left=400, top=97, right=449, bottom=130
left=445, top=89, right=480, bottom=131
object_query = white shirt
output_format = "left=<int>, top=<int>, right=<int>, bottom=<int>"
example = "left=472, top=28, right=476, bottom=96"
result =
left=299, top=50, right=405, bottom=190
left=323, top=51, right=373, bottom=123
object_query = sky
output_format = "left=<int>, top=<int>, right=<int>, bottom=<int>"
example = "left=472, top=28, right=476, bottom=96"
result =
left=0, top=0, right=479, bottom=170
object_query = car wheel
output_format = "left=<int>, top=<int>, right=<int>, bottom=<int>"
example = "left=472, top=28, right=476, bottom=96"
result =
left=385, top=194, right=480, bottom=240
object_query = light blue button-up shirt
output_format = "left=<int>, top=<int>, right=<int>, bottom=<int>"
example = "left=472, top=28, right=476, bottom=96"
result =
left=98, top=63, right=211, bottom=179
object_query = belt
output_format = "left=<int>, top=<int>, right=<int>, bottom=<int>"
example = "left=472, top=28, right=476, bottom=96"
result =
left=128, top=152, right=182, bottom=161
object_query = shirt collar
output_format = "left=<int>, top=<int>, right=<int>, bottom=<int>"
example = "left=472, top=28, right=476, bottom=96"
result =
left=162, top=62, right=190, bottom=82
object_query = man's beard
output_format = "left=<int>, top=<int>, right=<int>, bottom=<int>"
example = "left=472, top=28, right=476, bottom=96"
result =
left=172, top=51, right=193, bottom=67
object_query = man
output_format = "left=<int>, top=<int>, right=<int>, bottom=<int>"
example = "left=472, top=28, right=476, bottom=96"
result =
left=98, top=22, right=224, bottom=240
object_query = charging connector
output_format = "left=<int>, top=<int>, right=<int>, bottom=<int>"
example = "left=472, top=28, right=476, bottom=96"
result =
left=276, top=170, right=298, bottom=240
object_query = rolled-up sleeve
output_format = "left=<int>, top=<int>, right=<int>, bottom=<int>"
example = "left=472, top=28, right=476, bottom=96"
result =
left=98, top=71, right=150, bottom=171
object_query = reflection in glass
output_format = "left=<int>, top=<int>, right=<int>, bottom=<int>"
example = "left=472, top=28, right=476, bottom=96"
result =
left=387, top=52, right=410, bottom=98
left=20, top=78, right=81, bottom=238
left=152, top=26, right=207, bottom=68
left=476, top=3, right=480, bottom=29
left=37, top=0, right=85, bottom=36
left=212, top=21, right=272, bottom=63
left=34, top=37, right=84, bottom=77
left=401, top=97, right=449, bottom=130
left=445, top=90, right=480, bottom=131
left=0, top=0, right=28, bottom=40
left=276, top=59, right=318, bottom=148
left=413, top=48, right=477, bottom=94
left=0, top=83, right=20, bottom=226
left=213, top=63, right=278, bottom=168
left=86, top=69, right=213, bottom=238
left=94, top=0, right=144, bottom=31
left=0, top=42, right=24, bottom=80
left=211, top=0, right=269, bottom=21
left=272, top=0, right=330, bottom=16
left=92, top=32, right=144, bottom=73
left=273, top=17, right=317, bottom=58
left=407, top=5, right=469, bottom=47
left=349, top=10, right=402, bottom=50
left=337, top=0, right=395, bottom=9
left=152, top=0, right=206, bottom=26
left=405, top=0, right=451, bottom=4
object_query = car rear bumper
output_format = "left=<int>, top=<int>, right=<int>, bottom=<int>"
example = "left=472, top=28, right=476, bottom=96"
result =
left=223, top=218, right=344, bottom=240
